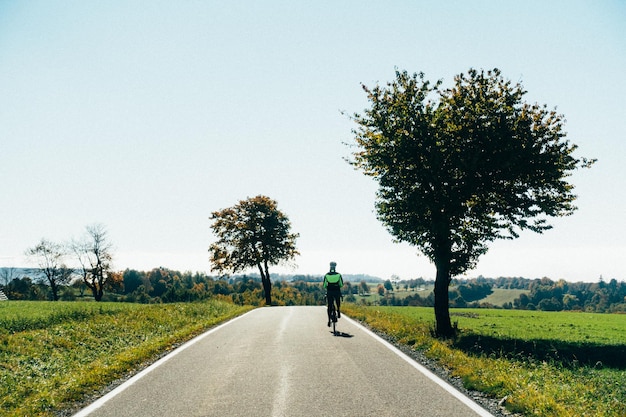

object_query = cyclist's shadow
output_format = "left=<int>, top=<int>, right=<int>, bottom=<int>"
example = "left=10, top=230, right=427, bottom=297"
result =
left=330, top=331, right=353, bottom=338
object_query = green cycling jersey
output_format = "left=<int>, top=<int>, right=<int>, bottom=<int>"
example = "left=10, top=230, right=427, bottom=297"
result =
left=324, top=272, right=343, bottom=290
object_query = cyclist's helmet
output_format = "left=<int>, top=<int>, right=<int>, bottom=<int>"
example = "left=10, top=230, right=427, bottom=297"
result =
left=330, top=261, right=337, bottom=268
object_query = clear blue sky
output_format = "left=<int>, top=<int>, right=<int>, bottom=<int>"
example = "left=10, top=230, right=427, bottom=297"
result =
left=1, top=1, right=624, bottom=282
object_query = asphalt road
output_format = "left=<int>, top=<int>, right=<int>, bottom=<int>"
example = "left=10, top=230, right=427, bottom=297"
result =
left=73, top=306, right=493, bottom=417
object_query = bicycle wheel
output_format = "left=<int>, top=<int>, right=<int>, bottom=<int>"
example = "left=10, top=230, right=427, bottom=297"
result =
left=330, top=307, right=337, bottom=335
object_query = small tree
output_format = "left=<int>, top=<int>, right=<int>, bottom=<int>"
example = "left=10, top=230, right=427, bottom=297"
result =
left=72, top=224, right=114, bottom=301
left=349, top=68, right=594, bottom=336
left=209, top=195, right=299, bottom=305
left=377, top=284, right=385, bottom=296
left=0, top=267, right=17, bottom=288
left=25, top=238, right=72, bottom=301
left=359, top=280, right=369, bottom=295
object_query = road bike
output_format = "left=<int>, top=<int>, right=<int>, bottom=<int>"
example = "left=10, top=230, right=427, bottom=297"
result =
left=326, top=293, right=342, bottom=336
left=329, top=301, right=338, bottom=335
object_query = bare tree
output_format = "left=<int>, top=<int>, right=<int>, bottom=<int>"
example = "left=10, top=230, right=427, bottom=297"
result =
left=72, top=224, right=114, bottom=301
left=26, top=239, right=72, bottom=301
left=0, top=266, right=17, bottom=288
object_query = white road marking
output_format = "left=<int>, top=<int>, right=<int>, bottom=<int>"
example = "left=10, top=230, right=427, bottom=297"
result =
left=271, top=307, right=293, bottom=417
left=344, top=315, right=495, bottom=417
left=71, top=311, right=255, bottom=417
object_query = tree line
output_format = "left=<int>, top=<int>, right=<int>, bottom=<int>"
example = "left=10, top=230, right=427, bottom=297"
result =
left=1, top=267, right=328, bottom=306
left=374, top=276, right=626, bottom=313
left=3, top=267, right=624, bottom=313
left=511, top=276, right=626, bottom=313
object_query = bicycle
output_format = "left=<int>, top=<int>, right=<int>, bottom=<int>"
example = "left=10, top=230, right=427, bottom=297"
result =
left=326, top=292, right=342, bottom=336
left=329, top=300, right=338, bottom=336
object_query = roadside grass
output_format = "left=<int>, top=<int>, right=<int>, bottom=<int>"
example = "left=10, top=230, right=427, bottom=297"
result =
left=0, top=300, right=253, bottom=417
left=343, top=304, right=626, bottom=417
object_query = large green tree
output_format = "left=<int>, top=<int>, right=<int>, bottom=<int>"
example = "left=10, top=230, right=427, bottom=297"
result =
left=348, top=68, right=594, bottom=337
left=209, top=195, right=299, bottom=305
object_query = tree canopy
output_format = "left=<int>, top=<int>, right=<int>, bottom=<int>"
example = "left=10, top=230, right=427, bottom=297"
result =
left=71, top=224, right=114, bottom=302
left=348, top=68, right=594, bottom=336
left=209, top=195, right=299, bottom=305
left=25, top=238, right=71, bottom=301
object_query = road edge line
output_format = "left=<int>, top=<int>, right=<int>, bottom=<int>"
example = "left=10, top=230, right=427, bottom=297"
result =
left=345, top=315, right=495, bottom=417
left=72, top=309, right=256, bottom=417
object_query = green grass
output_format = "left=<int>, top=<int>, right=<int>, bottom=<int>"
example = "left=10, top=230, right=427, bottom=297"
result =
left=0, top=300, right=253, bottom=417
left=0, top=301, right=139, bottom=333
left=351, top=284, right=434, bottom=304
left=381, top=307, right=625, bottom=345
left=343, top=304, right=626, bottom=417
left=352, top=286, right=526, bottom=307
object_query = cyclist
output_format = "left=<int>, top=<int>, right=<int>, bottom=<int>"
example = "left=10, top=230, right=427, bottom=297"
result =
left=323, top=261, right=344, bottom=327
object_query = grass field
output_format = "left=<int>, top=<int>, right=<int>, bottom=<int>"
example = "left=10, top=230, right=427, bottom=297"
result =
left=343, top=304, right=626, bottom=417
left=479, top=288, right=528, bottom=306
left=351, top=284, right=526, bottom=307
left=0, top=300, right=252, bottom=417
left=382, top=307, right=625, bottom=346
left=351, top=284, right=435, bottom=304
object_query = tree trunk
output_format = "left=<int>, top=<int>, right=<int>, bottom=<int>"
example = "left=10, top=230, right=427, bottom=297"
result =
left=94, top=286, right=103, bottom=301
left=51, top=282, right=59, bottom=301
left=96, top=275, right=105, bottom=301
left=90, top=284, right=101, bottom=301
left=261, top=276, right=272, bottom=305
left=84, top=277, right=103, bottom=301
left=258, top=263, right=272, bottom=305
left=434, top=260, right=454, bottom=338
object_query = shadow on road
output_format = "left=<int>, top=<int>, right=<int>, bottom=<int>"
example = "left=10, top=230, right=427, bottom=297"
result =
left=330, top=331, right=353, bottom=338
